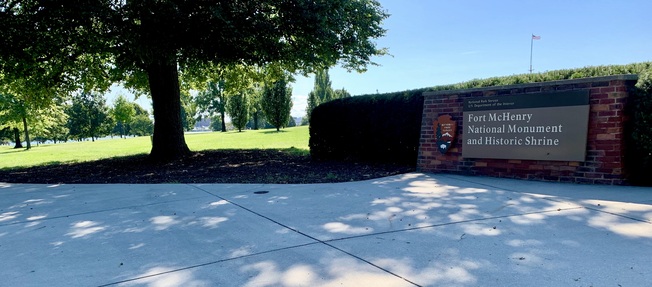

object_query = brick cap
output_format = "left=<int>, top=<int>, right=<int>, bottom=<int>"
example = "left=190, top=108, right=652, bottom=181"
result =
left=423, top=74, right=639, bottom=97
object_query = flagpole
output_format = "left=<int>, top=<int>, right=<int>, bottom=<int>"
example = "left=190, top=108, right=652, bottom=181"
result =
left=529, top=34, right=534, bottom=73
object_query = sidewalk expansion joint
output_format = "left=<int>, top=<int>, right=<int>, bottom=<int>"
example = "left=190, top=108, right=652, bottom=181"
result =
left=585, top=206, right=652, bottom=224
left=0, top=195, right=210, bottom=227
left=97, top=242, right=320, bottom=287
left=324, top=206, right=587, bottom=243
left=189, top=184, right=423, bottom=287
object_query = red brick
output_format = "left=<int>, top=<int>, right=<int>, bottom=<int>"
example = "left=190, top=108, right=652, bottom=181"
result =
left=598, top=111, right=616, bottom=117
left=591, top=104, right=610, bottom=111
left=584, top=172, right=602, bottom=179
left=608, top=92, right=627, bottom=99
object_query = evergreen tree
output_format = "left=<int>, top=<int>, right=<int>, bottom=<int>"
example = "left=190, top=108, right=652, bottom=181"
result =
left=227, top=92, right=250, bottom=132
left=305, top=69, right=334, bottom=123
left=249, top=85, right=265, bottom=130
left=262, top=78, right=293, bottom=132
left=333, top=88, right=351, bottom=99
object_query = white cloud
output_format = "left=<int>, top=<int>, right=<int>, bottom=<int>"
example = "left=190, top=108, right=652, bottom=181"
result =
left=291, top=94, right=308, bottom=117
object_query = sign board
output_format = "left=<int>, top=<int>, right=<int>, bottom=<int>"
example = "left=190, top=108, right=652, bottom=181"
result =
left=433, top=115, right=457, bottom=154
left=462, top=90, right=590, bottom=161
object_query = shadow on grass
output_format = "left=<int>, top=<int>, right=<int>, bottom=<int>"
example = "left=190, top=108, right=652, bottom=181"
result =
left=0, top=148, right=30, bottom=155
left=279, top=147, right=309, bottom=156
left=0, top=161, right=69, bottom=172
left=194, top=147, right=309, bottom=156
left=262, top=130, right=288, bottom=134
left=1, top=144, right=58, bottom=156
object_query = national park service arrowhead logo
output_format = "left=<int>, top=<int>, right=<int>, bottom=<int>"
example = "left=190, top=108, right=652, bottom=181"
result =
left=433, top=115, right=457, bottom=154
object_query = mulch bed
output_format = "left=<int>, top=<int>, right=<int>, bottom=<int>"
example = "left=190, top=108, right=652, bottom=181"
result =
left=0, top=149, right=415, bottom=184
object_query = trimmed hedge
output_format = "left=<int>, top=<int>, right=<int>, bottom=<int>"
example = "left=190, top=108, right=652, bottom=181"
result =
left=309, top=90, right=424, bottom=165
left=626, top=69, right=652, bottom=185
left=426, top=62, right=652, bottom=92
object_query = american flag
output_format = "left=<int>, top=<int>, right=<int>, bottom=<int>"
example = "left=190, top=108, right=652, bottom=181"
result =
left=532, top=35, right=541, bottom=40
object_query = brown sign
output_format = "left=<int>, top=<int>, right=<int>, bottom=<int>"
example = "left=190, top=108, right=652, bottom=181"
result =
left=462, top=91, right=590, bottom=161
left=433, top=115, right=457, bottom=154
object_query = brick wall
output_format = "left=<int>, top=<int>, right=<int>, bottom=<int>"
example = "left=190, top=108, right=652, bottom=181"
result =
left=417, top=75, right=639, bottom=185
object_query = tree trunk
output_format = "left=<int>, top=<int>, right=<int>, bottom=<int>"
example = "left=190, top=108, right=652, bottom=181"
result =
left=219, top=96, right=226, bottom=133
left=220, top=110, right=226, bottom=132
left=12, top=127, right=23, bottom=149
left=253, top=112, right=259, bottom=130
left=22, top=116, right=31, bottom=150
left=147, top=61, right=191, bottom=161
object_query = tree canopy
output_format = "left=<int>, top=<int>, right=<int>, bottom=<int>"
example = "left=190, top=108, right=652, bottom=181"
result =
left=0, top=0, right=388, bottom=160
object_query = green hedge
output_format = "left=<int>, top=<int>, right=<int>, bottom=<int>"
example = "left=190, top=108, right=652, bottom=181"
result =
left=309, top=90, right=424, bottom=165
left=626, top=69, right=652, bottom=185
left=426, top=62, right=652, bottom=92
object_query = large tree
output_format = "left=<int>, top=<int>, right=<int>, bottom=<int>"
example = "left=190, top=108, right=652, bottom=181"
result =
left=130, top=113, right=154, bottom=136
left=305, top=69, right=334, bottom=123
left=262, top=77, right=293, bottom=132
left=192, top=64, right=266, bottom=133
left=249, top=85, right=265, bottom=130
left=226, top=91, right=250, bottom=132
left=112, top=95, right=135, bottom=138
left=0, top=93, right=28, bottom=148
left=0, top=90, right=53, bottom=149
left=0, top=0, right=388, bottom=160
left=180, top=91, right=197, bottom=132
left=195, top=80, right=228, bottom=133
left=31, top=104, right=69, bottom=144
left=66, top=92, right=111, bottom=141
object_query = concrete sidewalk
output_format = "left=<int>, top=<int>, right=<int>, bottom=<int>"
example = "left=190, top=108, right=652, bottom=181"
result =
left=1, top=173, right=651, bottom=287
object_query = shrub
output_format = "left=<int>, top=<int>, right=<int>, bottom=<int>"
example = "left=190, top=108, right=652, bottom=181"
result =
left=310, top=90, right=424, bottom=165
left=626, top=69, right=652, bottom=185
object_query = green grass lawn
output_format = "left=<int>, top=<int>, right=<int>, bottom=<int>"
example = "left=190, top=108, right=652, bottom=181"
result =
left=0, top=126, right=309, bottom=170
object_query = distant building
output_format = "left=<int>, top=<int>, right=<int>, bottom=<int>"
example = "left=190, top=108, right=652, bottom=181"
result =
left=293, top=117, right=303, bottom=126
left=193, top=118, right=212, bottom=131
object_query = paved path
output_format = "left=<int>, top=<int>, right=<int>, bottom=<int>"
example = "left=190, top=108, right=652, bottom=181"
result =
left=1, top=173, right=651, bottom=286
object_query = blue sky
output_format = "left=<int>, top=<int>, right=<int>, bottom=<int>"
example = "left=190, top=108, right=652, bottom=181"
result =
left=112, top=0, right=652, bottom=117
left=289, top=0, right=652, bottom=116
